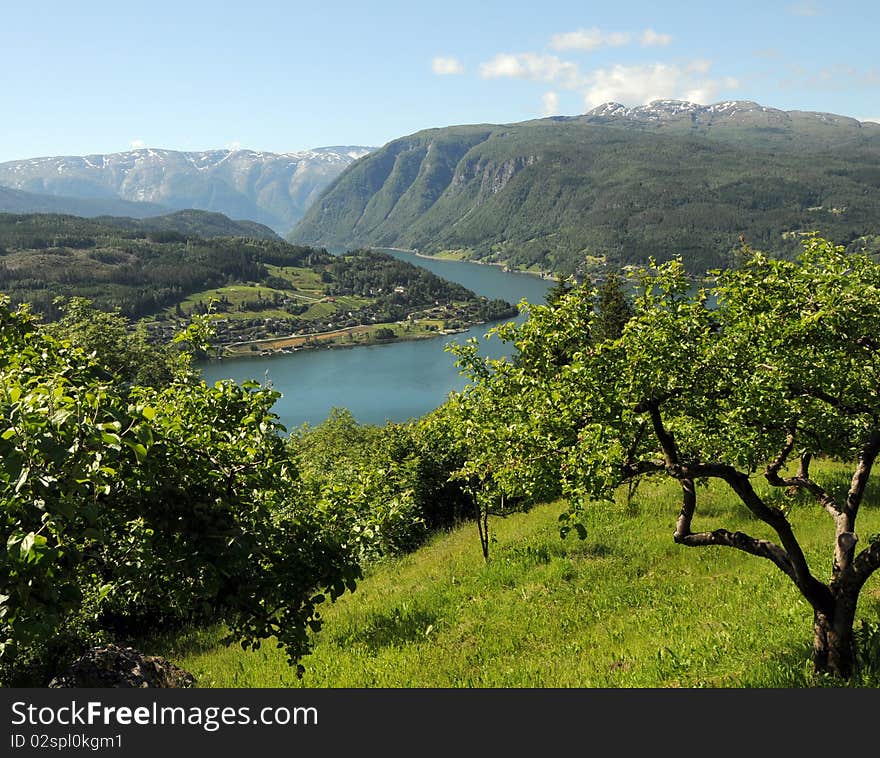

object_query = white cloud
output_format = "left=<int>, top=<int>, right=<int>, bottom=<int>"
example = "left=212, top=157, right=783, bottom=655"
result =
left=640, top=29, right=672, bottom=47
left=130, top=139, right=146, bottom=149
left=227, top=140, right=243, bottom=151
left=478, top=43, right=739, bottom=116
left=787, top=2, right=822, bottom=16
left=582, top=62, right=729, bottom=108
left=686, top=59, right=712, bottom=75
left=550, top=27, right=631, bottom=51
left=480, top=53, right=582, bottom=88
left=432, top=56, right=464, bottom=75
left=542, top=91, right=560, bottom=117
left=858, top=116, right=880, bottom=124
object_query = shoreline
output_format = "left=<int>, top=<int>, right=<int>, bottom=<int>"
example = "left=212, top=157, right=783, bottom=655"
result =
left=373, top=246, right=557, bottom=281
left=207, top=247, right=539, bottom=363
left=208, top=321, right=476, bottom=363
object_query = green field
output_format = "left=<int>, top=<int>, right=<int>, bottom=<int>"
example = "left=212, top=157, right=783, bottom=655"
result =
left=153, top=467, right=880, bottom=688
left=167, top=273, right=372, bottom=324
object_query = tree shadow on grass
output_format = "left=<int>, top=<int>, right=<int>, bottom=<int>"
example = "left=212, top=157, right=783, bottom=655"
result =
left=334, top=605, right=439, bottom=651
left=138, top=624, right=229, bottom=660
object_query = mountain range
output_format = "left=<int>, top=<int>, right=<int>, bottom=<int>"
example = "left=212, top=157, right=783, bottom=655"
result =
left=288, top=100, right=880, bottom=274
left=4, top=101, right=879, bottom=277
left=0, top=146, right=373, bottom=235
left=0, top=184, right=168, bottom=219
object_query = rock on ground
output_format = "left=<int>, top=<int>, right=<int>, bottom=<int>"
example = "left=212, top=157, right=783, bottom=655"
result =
left=49, top=644, right=195, bottom=688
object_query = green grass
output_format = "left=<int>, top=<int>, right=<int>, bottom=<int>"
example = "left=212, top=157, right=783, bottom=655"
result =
left=168, top=281, right=371, bottom=325
left=153, top=468, right=880, bottom=688
left=265, top=265, right=324, bottom=294
left=169, top=285, right=290, bottom=319
left=167, top=266, right=333, bottom=321
left=429, top=249, right=476, bottom=261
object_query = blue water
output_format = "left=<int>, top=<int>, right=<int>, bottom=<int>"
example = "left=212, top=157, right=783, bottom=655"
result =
left=199, top=250, right=553, bottom=429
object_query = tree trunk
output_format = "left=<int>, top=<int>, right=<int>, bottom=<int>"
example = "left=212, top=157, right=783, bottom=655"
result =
left=472, top=491, right=489, bottom=562
left=812, top=594, right=857, bottom=678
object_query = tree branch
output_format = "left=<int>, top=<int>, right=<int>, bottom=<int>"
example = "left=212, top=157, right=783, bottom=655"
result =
left=621, top=459, right=666, bottom=479
left=674, top=477, right=697, bottom=541
left=843, top=539, right=880, bottom=593
left=675, top=528, right=797, bottom=580
left=789, top=384, right=877, bottom=419
left=764, top=440, right=841, bottom=519
left=855, top=335, right=880, bottom=351
left=673, top=475, right=797, bottom=581
left=831, top=431, right=880, bottom=578
left=846, top=431, right=880, bottom=519
left=765, top=432, right=796, bottom=480
left=647, top=404, right=680, bottom=469
left=624, top=420, right=648, bottom=465
left=641, top=404, right=832, bottom=613
left=797, top=452, right=811, bottom=479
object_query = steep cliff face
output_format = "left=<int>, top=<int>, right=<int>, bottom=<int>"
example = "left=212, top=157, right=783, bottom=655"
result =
left=292, top=127, right=502, bottom=249
left=289, top=101, right=880, bottom=274
left=292, top=127, right=548, bottom=251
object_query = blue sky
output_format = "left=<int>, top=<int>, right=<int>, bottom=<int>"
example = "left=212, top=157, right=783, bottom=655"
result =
left=1, top=0, right=877, bottom=161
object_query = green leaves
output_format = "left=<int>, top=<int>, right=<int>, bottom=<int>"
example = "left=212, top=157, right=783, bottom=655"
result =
left=448, top=236, right=880, bottom=539
left=6, top=531, right=50, bottom=565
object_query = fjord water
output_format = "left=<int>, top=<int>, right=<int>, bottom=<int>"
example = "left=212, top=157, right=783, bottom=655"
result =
left=199, top=250, right=552, bottom=429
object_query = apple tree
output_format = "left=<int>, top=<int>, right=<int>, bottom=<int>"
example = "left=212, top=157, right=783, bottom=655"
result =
left=454, top=236, right=880, bottom=678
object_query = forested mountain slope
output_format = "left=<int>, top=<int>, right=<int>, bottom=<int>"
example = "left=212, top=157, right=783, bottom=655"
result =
left=290, top=101, right=880, bottom=275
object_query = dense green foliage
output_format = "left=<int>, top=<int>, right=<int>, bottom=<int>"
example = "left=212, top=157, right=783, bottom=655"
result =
left=436, top=270, right=637, bottom=559
left=93, top=209, right=281, bottom=240
left=47, top=297, right=178, bottom=386
left=291, top=112, right=880, bottom=275
left=0, top=210, right=278, bottom=247
left=0, top=300, right=361, bottom=685
left=290, top=411, right=428, bottom=562
left=288, top=408, right=479, bottom=563
left=326, top=250, right=515, bottom=323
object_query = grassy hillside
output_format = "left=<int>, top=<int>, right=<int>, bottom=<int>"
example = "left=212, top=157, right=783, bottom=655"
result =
left=290, top=109, right=880, bottom=276
left=155, top=464, right=880, bottom=687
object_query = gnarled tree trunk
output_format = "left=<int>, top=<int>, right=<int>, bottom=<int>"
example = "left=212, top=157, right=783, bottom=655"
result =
left=812, top=592, right=858, bottom=678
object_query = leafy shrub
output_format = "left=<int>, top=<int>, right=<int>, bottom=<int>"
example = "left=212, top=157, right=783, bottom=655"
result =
left=0, top=299, right=360, bottom=684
